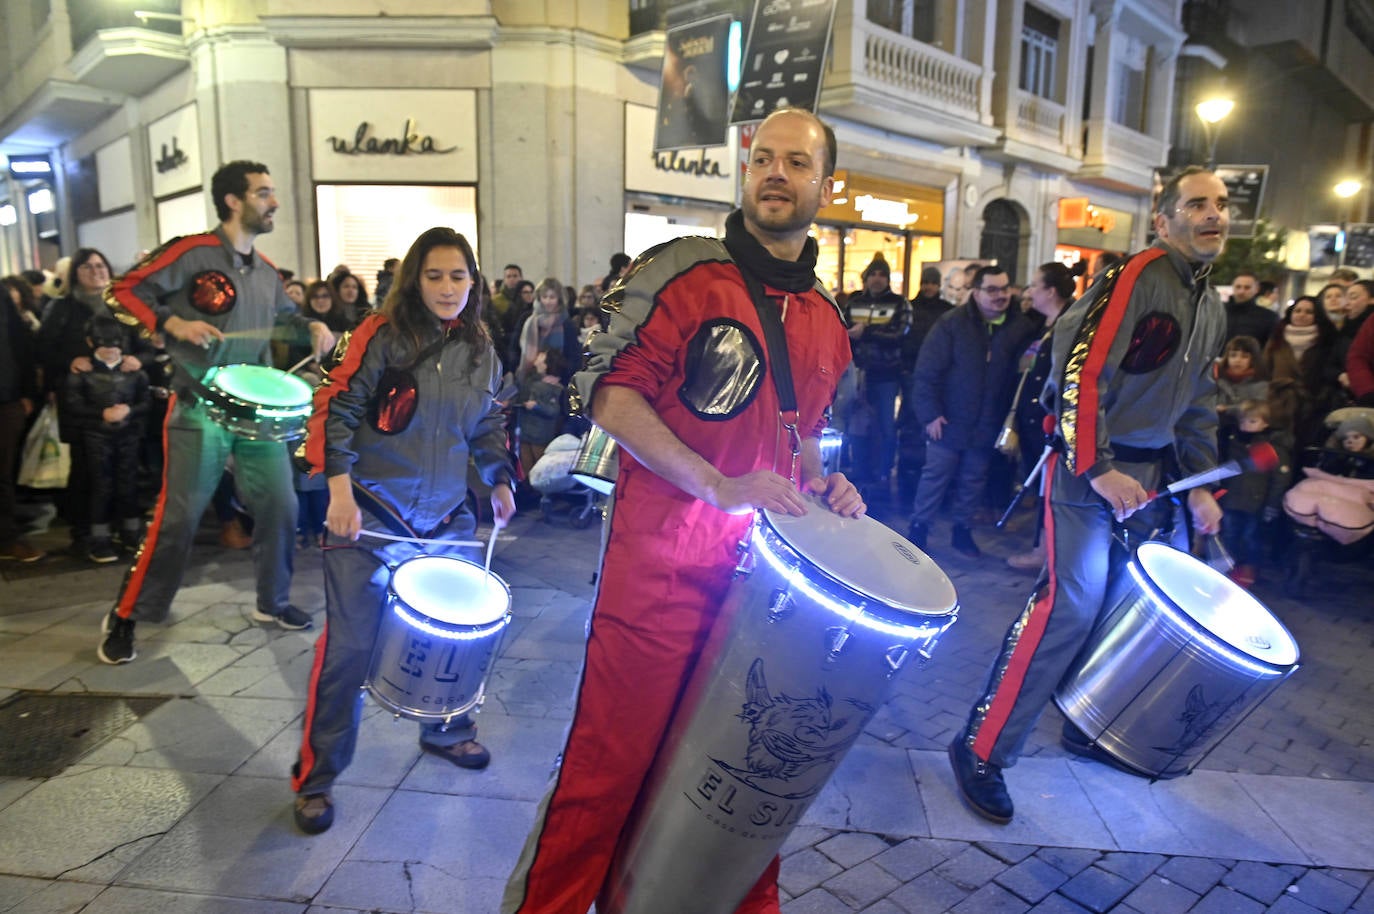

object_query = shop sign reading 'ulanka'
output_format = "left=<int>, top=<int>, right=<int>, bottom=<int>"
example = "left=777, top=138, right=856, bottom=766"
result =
left=328, top=119, right=457, bottom=157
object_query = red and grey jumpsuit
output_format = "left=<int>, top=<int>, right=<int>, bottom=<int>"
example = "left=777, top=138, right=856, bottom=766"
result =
left=502, top=235, right=850, bottom=914
left=108, top=229, right=316, bottom=623
left=960, top=242, right=1226, bottom=768
left=292, top=313, right=514, bottom=795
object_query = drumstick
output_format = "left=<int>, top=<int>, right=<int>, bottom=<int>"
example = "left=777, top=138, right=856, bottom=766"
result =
left=356, top=529, right=483, bottom=549
left=1146, top=442, right=1279, bottom=501
left=217, top=328, right=277, bottom=340
left=285, top=354, right=317, bottom=375
left=483, top=527, right=498, bottom=582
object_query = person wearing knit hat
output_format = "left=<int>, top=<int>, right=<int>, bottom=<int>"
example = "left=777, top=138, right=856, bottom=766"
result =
left=1335, top=413, right=1374, bottom=455
left=895, top=265, right=956, bottom=499
left=846, top=252, right=909, bottom=487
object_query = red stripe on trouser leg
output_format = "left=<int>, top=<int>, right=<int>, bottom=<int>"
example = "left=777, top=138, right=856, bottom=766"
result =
left=971, top=453, right=1059, bottom=762
left=292, top=623, right=331, bottom=793
left=114, top=391, right=177, bottom=619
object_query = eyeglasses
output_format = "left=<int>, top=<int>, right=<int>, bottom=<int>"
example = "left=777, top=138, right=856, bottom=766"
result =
left=977, top=284, right=1010, bottom=295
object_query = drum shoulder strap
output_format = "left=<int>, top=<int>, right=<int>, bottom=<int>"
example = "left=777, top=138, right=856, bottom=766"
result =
left=735, top=266, right=798, bottom=415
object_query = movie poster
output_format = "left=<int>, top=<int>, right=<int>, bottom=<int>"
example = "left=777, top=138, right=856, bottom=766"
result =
left=655, top=15, right=733, bottom=152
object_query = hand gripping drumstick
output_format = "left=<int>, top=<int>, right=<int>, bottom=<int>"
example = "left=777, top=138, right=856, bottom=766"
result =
left=1146, top=442, right=1279, bottom=502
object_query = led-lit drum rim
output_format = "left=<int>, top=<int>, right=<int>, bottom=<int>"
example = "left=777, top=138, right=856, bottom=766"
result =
left=204, top=364, right=314, bottom=422
left=751, top=521, right=956, bottom=650
left=387, top=556, right=512, bottom=639
left=1125, top=544, right=1298, bottom=677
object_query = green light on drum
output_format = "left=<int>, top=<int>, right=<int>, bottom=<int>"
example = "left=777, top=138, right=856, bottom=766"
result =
left=209, top=365, right=312, bottom=408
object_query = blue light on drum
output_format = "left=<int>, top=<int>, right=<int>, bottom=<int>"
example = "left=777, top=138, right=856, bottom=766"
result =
left=752, top=526, right=954, bottom=645
left=391, top=602, right=508, bottom=642
left=1125, top=560, right=1293, bottom=677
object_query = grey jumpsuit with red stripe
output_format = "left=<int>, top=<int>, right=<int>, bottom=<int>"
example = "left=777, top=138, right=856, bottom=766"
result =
left=959, top=242, right=1227, bottom=768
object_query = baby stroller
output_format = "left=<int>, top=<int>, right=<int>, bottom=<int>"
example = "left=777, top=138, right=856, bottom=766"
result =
left=528, top=433, right=605, bottom=529
left=1280, top=407, right=1374, bottom=595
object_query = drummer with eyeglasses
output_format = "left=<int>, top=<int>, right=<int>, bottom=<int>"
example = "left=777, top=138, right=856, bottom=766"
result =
left=98, top=160, right=336, bottom=666
left=503, top=108, right=862, bottom=914
left=288, top=226, right=516, bottom=835
left=947, top=166, right=1228, bottom=825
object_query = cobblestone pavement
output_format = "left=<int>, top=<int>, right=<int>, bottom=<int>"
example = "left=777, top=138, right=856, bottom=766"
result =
left=0, top=483, right=1371, bottom=913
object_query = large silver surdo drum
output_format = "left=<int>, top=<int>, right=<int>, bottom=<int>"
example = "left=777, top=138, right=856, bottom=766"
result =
left=1055, top=542, right=1299, bottom=779
left=365, top=555, right=512, bottom=722
left=603, top=503, right=959, bottom=914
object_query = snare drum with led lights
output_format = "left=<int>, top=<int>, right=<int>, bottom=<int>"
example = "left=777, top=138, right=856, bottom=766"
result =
left=603, top=503, right=959, bottom=914
left=1055, top=542, right=1300, bottom=779
left=364, top=555, right=512, bottom=722
left=201, top=364, right=313, bottom=442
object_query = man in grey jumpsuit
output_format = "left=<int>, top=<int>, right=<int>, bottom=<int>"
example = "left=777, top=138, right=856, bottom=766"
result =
left=99, top=160, right=334, bottom=665
left=948, top=167, right=1229, bottom=823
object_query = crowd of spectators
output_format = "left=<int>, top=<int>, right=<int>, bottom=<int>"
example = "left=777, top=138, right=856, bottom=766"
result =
left=1, top=247, right=629, bottom=564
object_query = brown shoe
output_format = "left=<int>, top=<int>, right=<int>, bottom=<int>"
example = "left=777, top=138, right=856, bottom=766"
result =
left=293, top=792, right=334, bottom=834
left=1006, top=543, right=1046, bottom=572
left=421, top=739, right=491, bottom=770
left=220, top=519, right=252, bottom=550
left=0, top=540, right=45, bottom=563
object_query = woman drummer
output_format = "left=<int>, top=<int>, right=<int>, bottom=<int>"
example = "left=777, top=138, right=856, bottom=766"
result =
left=290, top=226, right=517, bottom=835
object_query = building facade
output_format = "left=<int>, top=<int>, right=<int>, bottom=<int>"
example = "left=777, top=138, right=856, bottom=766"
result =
left=1, top=0, right=1191, bottom=294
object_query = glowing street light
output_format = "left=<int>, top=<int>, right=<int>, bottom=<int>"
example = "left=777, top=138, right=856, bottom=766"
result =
left=1333, top=179, right=1364, bottom=268
left=1195, top=97, right=1234, bottom=170
left=1334, top=179, right=1363, bottom=199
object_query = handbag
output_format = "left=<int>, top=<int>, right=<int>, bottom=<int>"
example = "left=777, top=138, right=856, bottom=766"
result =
left=18, top=402, right=72, bottom=489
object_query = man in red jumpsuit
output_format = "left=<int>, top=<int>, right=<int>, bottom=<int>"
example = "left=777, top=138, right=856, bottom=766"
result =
left=502, top=108, right=864, bottom=914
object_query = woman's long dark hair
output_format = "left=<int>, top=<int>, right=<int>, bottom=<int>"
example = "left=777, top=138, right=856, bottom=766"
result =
left=381, top=227, right=490, bottom=364
left=67, top=248, right=110, bottom=296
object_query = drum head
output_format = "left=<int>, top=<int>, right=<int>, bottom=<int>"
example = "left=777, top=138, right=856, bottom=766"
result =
left=1135, top=543, right=1298, bottom=666
left=210, top=365, right=313, bottom=407
left=391, top=555, right=509, bottom=626
left=764, top=503, right=956, bottom=617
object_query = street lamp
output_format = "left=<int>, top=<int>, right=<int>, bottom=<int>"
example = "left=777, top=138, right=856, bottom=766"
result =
left=1333, top=179, right=1364, bottom=268
left=1195, top=97, right=1234, bottom=170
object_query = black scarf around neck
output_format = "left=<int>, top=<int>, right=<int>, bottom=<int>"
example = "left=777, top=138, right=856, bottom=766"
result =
left=722, top=209, right=819, bottom=293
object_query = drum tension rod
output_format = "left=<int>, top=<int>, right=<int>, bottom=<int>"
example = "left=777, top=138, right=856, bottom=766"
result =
left=767, top=589, right=794, bottom=623
left=825, top=626, right=850, bottom=662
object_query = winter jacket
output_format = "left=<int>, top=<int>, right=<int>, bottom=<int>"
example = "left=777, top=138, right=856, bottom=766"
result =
left=911, top=300, right=1036, bottom=450
left=1046, top=241, right=1226, bottom=479
left=61, top=361, right=150, bottom=438
left=846, top=288, right=908, bottom=382
left=304, top=312, right=514, bottom=533
left=108, top=227, right=318, bottom=406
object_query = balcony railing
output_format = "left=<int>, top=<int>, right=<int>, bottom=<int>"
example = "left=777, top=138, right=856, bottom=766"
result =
left=863, top=29, right=980, bottom=111
left=1084, top=118, right=1168, bottom=167
left=1013, top=89, right=1066, bottom=140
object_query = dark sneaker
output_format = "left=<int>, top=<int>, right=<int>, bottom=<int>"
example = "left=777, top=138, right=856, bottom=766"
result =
left=251, top=605, right=313, bottom=631
left=421, top=739, right=492, bottom=770
left=87, top=538, right=119, bottom=564
left=907, top=520, right=929, bottom=552
left=98, top=611, right=137, bottom=665
left=293, top=792, right=334, bottom=834
left=951, top=524, right=982, bottom=558
left=116, top=527, right=143, bottom=554
left=0, top=540, right=45, bottom=563
left=948, top=738, right=1013, bottom=824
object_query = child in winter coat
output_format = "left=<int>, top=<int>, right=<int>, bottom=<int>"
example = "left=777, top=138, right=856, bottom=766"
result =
left=517, top=346, right=568, bottom=478
left=62, top=316, right=150, bottom=563
left=1218, top=399, right=1292, bottom=586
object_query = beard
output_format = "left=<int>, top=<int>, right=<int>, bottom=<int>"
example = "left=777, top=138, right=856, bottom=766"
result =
left=242, top=206, right=275, bottom=235
left=743, top=194, right=816, bottom=238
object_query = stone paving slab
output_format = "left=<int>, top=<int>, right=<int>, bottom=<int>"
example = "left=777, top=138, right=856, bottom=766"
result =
left=117, top=775, right=391, bottom=903
left=77, top=694, right=302, bottom=774
left=320, top=791, right=537, bottom=914
left=0, top=765, right=224, bottom=880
